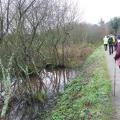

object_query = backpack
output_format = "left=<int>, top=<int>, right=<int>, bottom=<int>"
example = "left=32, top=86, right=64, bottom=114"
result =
left=108, top=37, right=113, bottom=45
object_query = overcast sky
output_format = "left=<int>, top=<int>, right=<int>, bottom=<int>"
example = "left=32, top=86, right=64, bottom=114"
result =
left=73, top=0, right=120, bottom=24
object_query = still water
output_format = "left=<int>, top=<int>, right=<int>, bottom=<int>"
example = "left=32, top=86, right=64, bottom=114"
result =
left=7, top=68, right=79, bottom=120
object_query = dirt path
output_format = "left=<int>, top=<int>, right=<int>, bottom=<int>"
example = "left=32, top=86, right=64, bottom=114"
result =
left=105, top=50, right=120, bottom=120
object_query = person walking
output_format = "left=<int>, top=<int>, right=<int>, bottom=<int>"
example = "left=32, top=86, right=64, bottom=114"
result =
left=103, top=36, right=108, bottom=51
left=114, top=35, right=120, bottom=68
left=108, top=35, right=114, bottom=55
left=111, top=34, right=116, bottom=51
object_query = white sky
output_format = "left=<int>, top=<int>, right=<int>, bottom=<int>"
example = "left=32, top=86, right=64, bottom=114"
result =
left=72, top=0, right=120, bottom=24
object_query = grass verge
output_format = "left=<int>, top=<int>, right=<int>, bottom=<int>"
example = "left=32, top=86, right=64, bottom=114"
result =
left=46, top=46, right=112, bottom=120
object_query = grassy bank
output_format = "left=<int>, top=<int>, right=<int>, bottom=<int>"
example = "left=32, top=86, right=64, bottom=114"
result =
left=46, top=46, right=112, bottom=120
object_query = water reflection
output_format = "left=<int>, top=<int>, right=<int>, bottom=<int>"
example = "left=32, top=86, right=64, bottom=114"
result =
left=42, top=69, right=78, bottom=95
left=6, top=68, right=79, bottom=120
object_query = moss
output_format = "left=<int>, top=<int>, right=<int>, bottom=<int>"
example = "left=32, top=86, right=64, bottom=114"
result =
left=46, top=46, right=112, bottom=120
left=33, top=91, right=47, bottom=102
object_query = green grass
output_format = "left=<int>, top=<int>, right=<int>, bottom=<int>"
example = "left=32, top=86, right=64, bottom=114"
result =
left=46, top=46, right=112, bottom=120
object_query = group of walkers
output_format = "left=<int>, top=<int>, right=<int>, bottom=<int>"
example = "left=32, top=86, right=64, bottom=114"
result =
left=103, top=34, right=116, bottom=54
left=103, top=34, right=120, bottom=68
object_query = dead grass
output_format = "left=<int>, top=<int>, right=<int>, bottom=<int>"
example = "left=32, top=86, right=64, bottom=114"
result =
left=63, top=44, right=93, bottom=67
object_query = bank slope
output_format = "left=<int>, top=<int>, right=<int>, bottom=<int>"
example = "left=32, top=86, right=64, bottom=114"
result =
left=46, top=46, right=112, bottom=120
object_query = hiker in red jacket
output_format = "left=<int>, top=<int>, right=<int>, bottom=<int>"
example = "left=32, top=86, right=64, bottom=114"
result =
left=114, top=36, right=120, bottom=68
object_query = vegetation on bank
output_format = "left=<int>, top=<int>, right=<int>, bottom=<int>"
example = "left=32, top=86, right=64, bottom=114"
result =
left=0, top=0, right=111, bottom=119
left=46, top=46, right=112, bottom=120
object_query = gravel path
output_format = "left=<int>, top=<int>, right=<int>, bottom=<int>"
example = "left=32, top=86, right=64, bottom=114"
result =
left=105, top=50, right=120, bottom=120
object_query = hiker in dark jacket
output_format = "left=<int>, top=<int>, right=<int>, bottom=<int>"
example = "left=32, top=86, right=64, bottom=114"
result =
left=114, top=36, right=120, bottom=68
left=108, top=35, right=114, bottom=55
